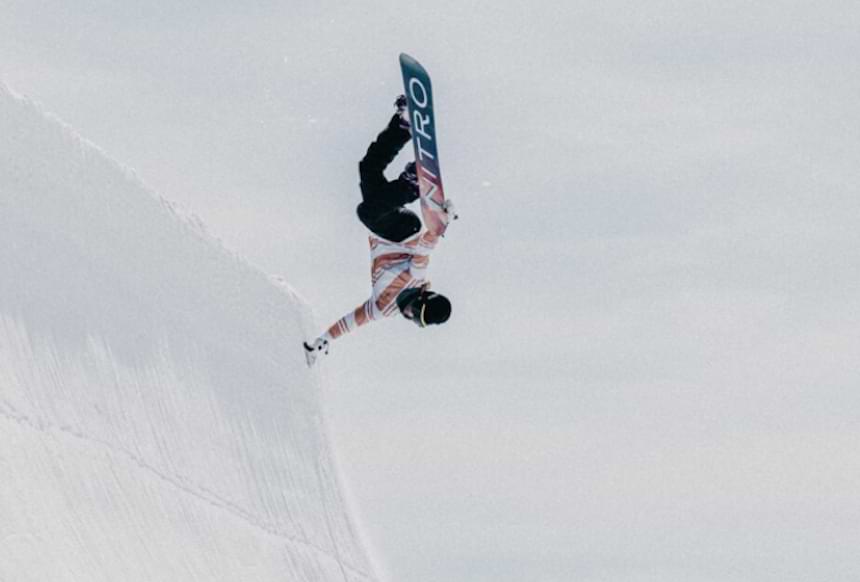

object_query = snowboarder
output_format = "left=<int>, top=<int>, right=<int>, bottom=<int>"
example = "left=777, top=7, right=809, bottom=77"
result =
left=303, top=96, right=454, bottom=366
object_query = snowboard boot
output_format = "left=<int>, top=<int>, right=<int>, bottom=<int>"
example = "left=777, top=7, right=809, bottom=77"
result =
left=393, top=94, right=410, bottom=131
left=399, top=161, right=417, bottom=187
left=395, top=94, right=407, bottom=113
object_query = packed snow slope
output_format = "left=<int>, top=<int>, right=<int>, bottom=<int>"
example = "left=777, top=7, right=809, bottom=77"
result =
left=0, top=83, right=377, bottom=582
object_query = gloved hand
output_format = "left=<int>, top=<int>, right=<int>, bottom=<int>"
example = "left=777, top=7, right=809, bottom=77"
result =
left=302, top=337, right=329, bottom=367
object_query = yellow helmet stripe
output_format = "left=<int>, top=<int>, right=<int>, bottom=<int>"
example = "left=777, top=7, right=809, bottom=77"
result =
left=419, top=301, right=428, bottom=327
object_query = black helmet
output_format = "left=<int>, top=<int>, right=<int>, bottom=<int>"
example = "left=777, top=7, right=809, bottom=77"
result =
left=396, top=288, right=451, bottom=328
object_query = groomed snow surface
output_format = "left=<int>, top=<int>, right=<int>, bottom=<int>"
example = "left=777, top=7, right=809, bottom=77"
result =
left=0, top=83, right=378, bottom=582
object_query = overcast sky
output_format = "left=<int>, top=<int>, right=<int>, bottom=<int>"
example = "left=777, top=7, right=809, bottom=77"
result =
left=3, top=1, right=860, bottom=581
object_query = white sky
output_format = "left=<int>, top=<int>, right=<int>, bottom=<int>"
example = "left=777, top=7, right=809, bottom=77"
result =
left=3, top=1, right=860, bottom=580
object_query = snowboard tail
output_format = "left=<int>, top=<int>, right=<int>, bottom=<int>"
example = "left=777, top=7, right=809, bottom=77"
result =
left=399, top=53, right=450, bottom=236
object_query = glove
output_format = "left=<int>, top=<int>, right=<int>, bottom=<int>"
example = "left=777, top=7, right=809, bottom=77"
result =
left=302, top=337, right=329, bottom=367
left=442, top=199, right=458, bottom=220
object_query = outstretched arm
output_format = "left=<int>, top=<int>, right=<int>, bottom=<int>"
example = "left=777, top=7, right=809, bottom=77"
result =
left=415, top=194, right=455, bottom=254
left=305, top=298, right=379, bottom=365
left=419, top=193, right=449, bottom=239
left=321, top=299, right=378, bottom=342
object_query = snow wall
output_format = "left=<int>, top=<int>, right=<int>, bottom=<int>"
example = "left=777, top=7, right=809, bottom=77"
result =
left=0, top=83, right=378, bottom=582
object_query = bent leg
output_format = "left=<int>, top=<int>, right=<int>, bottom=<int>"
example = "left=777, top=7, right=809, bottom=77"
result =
left=355, top=113, right=419, bottom=241
left=358, top=114, right=411, bottom=202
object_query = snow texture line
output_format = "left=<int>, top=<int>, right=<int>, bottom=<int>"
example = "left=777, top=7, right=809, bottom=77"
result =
left=0, top=399, right=373, bottom=582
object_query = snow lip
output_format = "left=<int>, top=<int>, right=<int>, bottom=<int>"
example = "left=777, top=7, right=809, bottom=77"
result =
left=0, top=79, right=378, bottom=581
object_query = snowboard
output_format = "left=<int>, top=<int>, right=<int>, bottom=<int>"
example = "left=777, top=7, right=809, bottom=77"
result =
left=399, top=53, right=452, bottom=236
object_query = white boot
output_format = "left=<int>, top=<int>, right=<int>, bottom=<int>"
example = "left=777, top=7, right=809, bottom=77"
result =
left=303, top=337, right=330, bottom=367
